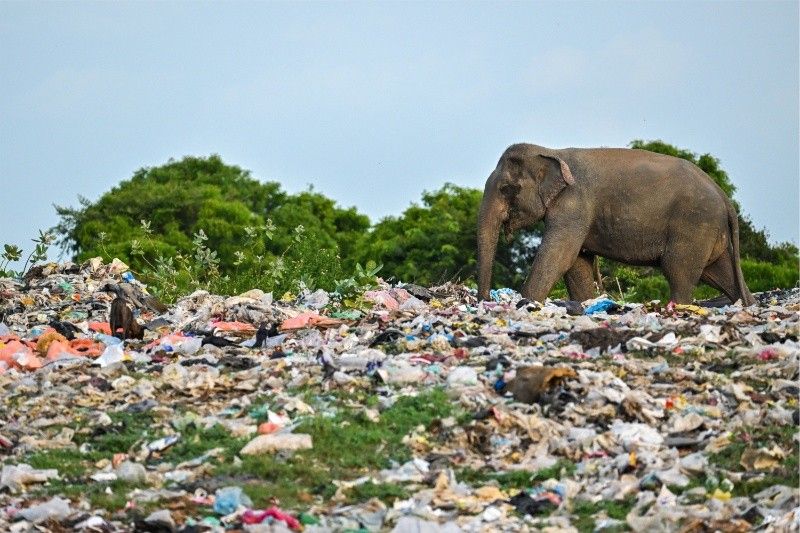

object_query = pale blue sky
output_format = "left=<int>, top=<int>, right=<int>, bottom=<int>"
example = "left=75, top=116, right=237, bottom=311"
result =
left=1, top=1, right=798, bottom=260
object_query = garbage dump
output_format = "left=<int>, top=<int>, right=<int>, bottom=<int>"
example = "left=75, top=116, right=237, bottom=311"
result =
left=0, top=259, right=797, bottom=531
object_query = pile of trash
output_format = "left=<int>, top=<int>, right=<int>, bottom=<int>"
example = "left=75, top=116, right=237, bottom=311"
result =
left=0, top=259, right=797, bottom=532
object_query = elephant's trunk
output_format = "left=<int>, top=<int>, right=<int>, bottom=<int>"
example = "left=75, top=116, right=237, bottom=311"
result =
left=477, top=187, right=505, bottom=301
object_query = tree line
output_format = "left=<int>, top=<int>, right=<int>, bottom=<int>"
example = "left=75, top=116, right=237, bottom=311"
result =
left=51, top=141, right=798, bottom=301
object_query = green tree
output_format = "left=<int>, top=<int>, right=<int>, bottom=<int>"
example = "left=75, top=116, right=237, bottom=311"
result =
left=353, top=184, right=481, bottom=286
left=53, top=155, right=371, bottom=291
left=269, top=189, right=369, bottom=270
left=353, top=183, right=535, bottom=287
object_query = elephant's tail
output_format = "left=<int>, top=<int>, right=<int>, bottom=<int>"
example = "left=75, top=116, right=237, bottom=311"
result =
left=725, top=198, right=755, bottom=306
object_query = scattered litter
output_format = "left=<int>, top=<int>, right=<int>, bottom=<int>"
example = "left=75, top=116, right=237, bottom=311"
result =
left=0, top=260, right=797, bottom=530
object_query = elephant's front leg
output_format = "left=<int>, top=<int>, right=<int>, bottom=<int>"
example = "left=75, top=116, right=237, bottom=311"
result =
left=522, top=227, right=587, bottom=303
left=564, top=253, right=598, bottom=302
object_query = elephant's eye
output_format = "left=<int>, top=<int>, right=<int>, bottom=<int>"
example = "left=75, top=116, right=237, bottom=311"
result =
left=499, top=181, right=520, bottom=198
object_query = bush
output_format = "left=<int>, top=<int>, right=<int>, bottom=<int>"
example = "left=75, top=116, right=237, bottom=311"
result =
left=128, top=224, right=379, bottom=303
left=53, top=155, right=371, bottom=282
left=599, top=258, right=797, bottom=303
left=742, top=260, right=799, bottom=293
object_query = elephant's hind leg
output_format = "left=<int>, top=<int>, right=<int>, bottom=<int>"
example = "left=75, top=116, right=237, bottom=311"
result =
left=700, top=249, right=739, bottom=303
left=661, top=236, right=716, bottom=303
left=564, top=253, right=599, bottom=302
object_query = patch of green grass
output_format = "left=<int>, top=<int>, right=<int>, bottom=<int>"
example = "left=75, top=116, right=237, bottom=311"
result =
left=26, top=448, right=103, bottom=479
left=347, top=481, right=409, bottom=504
left=23, top=412, right=154, bottom=489
left=571, top=497, right=635, bottom=532
left=735, top=470, right=800, bottom=497
left=295, top=388, right=457, bottom=469
left=231, top=456, right=337, bottom=507
left=73, top=411, right=157, bottom=454
left=36, top=479, right=149, bottom=511
left=458, top=460, right=576, bottom=490
left=215, top=388, right=458, bottom=509
left=161, top=423, right=247, bottom=464
left=531, top=460, right=577, bottom=482
left=455, top=410, right=474, bottom=426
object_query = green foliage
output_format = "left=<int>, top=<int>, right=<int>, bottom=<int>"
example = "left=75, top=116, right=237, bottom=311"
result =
left=0, top=230, right=54, bottom=278
left=458, top=460, right=576, bottom=490
left=706, top=424, right=799, bottom=497
left=54, top=155, right=283, bottom=268
left=742, top=260, right=799, bottom=292
left=334, top=260, right=384, bottom=298
left=214, top=388, right=459, bottom=508
left=353, top=183, right=530, bottom=287
left=52, top=155, right=374, bottom=299
left=346, top=482, right=409, bottom=504
left=353, top=183, right=481, bottom=286
left=571, top=497, right=636, bottom=532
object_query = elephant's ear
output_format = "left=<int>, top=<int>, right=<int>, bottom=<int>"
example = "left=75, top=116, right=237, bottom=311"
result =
left=538, top=155, right=575, bottom=208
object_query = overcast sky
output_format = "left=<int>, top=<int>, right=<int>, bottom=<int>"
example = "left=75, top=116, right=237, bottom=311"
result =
left=1, top=1, right=798, bottom=261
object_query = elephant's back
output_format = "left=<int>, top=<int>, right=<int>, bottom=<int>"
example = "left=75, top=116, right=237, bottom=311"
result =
left=570, top=148, right=725, bottom=201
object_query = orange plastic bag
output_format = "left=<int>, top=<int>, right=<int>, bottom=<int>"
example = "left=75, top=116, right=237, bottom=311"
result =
left=70, top=338, right=104, bottom=357
left=280, top=312, right=343, bottom=331
left=212, top=321, right=257, bottom=333
left=88, top=321, right=112, bottom=335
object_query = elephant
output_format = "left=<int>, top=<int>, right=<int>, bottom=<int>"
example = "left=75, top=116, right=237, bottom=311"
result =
left=477, top=143, right=755, bottom=306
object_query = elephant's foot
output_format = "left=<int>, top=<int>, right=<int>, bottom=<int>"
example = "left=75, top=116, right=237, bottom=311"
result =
left=564, top=253, right=599, bottom=302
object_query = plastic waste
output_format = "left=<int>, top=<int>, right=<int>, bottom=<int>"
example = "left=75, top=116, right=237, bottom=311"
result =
left=611, top=421, right=664, bottom=451
left=18, top=497, right=72, bottom=523
left=446, top=366, right=478, bottom=387
left=302, top=289, right=330, bottom=310
left=144, top=509, right=176, bottom=530
left=93, top=332, right=123, bottom=345
left=489, top=288, right=517, bottom=302
left=174, top=336, right=202, bottom=355
left=0, top=464, right=59, bottom=492
left=0, top=259, right=797, bottom=531
left=242, top=507, right=302, bottom=530
left=392, top=516, right=463, bottom=533
left=115, top=461, right=147, bottom=482
left=280, top=312, right=342, bottom=330
left=583, top=298, right=618, bottom=315
left=147, top=434, right=180, bottom=452
left=94, top=343, right=125, bottom=367
left=213, top=485, right=252, bottom=515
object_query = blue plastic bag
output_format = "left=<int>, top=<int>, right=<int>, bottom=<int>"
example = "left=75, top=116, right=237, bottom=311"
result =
left=213, top=486, right=252, bottom=515
left=584, top=299, right=618, bottom=315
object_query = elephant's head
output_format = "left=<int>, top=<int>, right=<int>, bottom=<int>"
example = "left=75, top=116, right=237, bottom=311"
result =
left=476, top=145, right=575, bottom=300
